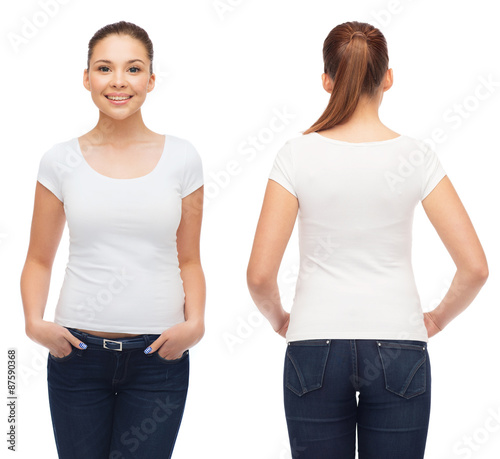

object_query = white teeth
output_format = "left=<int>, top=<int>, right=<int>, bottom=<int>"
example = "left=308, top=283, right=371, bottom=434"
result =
left=107, top=96, right=131, bottom=100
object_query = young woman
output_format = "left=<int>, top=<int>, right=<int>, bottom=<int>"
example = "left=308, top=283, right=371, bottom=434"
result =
left=20, top=21, right=205, bottom=458
left=247, top=21, right=488, bottom=459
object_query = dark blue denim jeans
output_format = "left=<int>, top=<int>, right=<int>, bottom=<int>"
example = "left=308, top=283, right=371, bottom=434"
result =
left=284, top=339, right=431, bottom=459
left=47, top=328, right=189, bottom=459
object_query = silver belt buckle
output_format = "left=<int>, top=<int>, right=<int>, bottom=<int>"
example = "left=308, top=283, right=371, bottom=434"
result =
left=103, top=339, right=123, bottom=351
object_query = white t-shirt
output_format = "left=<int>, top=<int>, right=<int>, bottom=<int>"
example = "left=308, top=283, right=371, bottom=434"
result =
left=36, top=134, right=204, bottom=334
left=268, top=132, right=447, bottom=343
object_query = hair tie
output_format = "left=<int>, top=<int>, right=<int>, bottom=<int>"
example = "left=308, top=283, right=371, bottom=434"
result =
left=351, top=31, right=367, bottom=40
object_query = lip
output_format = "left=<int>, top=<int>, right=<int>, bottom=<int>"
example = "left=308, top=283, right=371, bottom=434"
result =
left=106, top=92, right=133, bottom=97
left=105, top=95, right=133, bottom=105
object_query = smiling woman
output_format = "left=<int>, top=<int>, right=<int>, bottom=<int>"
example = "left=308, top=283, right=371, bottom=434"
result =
left=83, top=31, right=155, bottom=120
left=20, top=20, right=205, bottom=459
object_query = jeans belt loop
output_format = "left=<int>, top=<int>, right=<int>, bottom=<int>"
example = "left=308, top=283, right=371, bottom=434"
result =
left=79, top=330, right=88, bottom=343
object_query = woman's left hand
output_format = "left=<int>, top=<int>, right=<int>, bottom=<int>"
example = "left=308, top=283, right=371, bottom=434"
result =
left=423, top=311, right=442, bottom=339
left=144, top=320, right=205, bottom=359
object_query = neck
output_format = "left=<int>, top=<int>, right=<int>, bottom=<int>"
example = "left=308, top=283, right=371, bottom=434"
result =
left=91, top=110, right=153, bottom=146
left=327, top=93, right=387, bottom=134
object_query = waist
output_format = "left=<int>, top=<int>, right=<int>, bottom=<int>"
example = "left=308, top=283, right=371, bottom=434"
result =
left=66, top=327, right=160, bottom=351
left=74, top=328, right=142, bottom=339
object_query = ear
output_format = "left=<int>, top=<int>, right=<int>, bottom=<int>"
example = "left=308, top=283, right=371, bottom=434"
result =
left=83, top=68, right=90, bottom=92
left=147, top=72, right=156, bottom=93
left=382, top=68, right=394, bottom=93
left=321, top=72, right=333, bottom=94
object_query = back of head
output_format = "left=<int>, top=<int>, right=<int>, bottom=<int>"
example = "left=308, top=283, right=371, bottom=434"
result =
left=303, top=21, right=389, bottom=135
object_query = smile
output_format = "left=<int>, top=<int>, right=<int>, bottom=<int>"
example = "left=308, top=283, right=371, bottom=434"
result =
left=105, top=95, right=133, bottom=105
left=105, top=95, right=132, bottom=100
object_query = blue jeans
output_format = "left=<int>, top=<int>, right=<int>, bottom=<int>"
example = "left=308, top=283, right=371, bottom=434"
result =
left=47, top=328, right=189, bottom=459
left=283, top=339, right=431, bottom=459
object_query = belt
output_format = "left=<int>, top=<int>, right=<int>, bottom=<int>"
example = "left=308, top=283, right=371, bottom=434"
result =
left=67, top=328, right=159, bottom=352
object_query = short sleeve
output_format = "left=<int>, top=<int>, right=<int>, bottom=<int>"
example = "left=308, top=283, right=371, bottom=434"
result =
left=37, top=147, right=64, bottom=202
left=181, top=141, right=204, bottom=198
left=420, top=143, right=446, bottom=201
left=268, top=141, right=297, bottom=197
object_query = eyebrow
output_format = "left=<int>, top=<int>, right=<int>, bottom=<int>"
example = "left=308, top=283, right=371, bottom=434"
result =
left=93, top=59, right=146, bottom=65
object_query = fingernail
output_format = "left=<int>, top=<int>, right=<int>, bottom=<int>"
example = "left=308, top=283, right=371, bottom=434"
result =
left=144, top=347, right=152, bottom=354
left=79, top=342, right=87, bottom=349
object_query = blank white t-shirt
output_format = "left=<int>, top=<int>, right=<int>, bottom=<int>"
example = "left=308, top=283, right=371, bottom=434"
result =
left=268, top=132, right=447, bottom=343
left=36, top=134, right=204, bottom=334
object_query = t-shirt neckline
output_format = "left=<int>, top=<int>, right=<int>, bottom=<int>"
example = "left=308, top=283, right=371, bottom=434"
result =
left=73, top=134, right=167, bottom=181
left=312, top=131, right=404, bottom=146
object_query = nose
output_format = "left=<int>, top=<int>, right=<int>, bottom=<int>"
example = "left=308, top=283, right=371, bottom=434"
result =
left=111, top=70, right=127, bottom=88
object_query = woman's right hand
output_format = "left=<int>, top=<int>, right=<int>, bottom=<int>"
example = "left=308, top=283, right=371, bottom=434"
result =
left=26, top=320, right=87, bottom=358
left=275, top=312, right=290, bottom=338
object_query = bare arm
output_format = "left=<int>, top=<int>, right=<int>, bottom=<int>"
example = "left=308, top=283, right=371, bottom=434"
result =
left=20, top=182, right=86, bottom=357
left=421, top=175, right=489, bottom=335
left=146, top=186, right=206, bottom=359
left=177, top=186, right=206, bottom=332
left=247, top=179, right=298, bottom=336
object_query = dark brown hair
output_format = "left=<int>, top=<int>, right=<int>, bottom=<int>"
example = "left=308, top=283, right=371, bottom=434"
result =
left=87, top=21, right=154, bottom=75
left=303, top=21, right=389, bottom=135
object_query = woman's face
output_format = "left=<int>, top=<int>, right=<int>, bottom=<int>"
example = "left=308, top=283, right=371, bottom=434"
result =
left=83, top=34, right=154, bottom=121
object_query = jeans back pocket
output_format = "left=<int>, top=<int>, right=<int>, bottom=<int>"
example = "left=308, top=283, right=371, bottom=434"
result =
left=376, top=340, right=427, bottom=399
left=285, top=339, right=331, bottom=397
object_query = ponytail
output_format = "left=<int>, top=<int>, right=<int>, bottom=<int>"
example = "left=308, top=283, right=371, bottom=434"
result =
left=303, top=21, right=388, bottom=135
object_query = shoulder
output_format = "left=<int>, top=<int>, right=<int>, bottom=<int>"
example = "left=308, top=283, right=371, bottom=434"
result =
left=163, top=135, right=203, bottom=177
left=38, top=137, right=78, bottom=166
left=283, top=132, right=315, bottom=149
left=164, top=134, right=198, bottom=151
left=272, top=133, right=308, bottom=157
left=402, top=135, right=437, bottom=156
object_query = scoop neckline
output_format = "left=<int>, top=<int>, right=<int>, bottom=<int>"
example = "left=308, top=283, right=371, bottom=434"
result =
left=73, top=134, right=167, bottom=181
left=312, top=131, right=404, bottom=146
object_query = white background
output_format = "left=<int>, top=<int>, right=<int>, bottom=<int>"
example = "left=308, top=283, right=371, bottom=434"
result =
left=1, top=0, right=499, bottom=458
